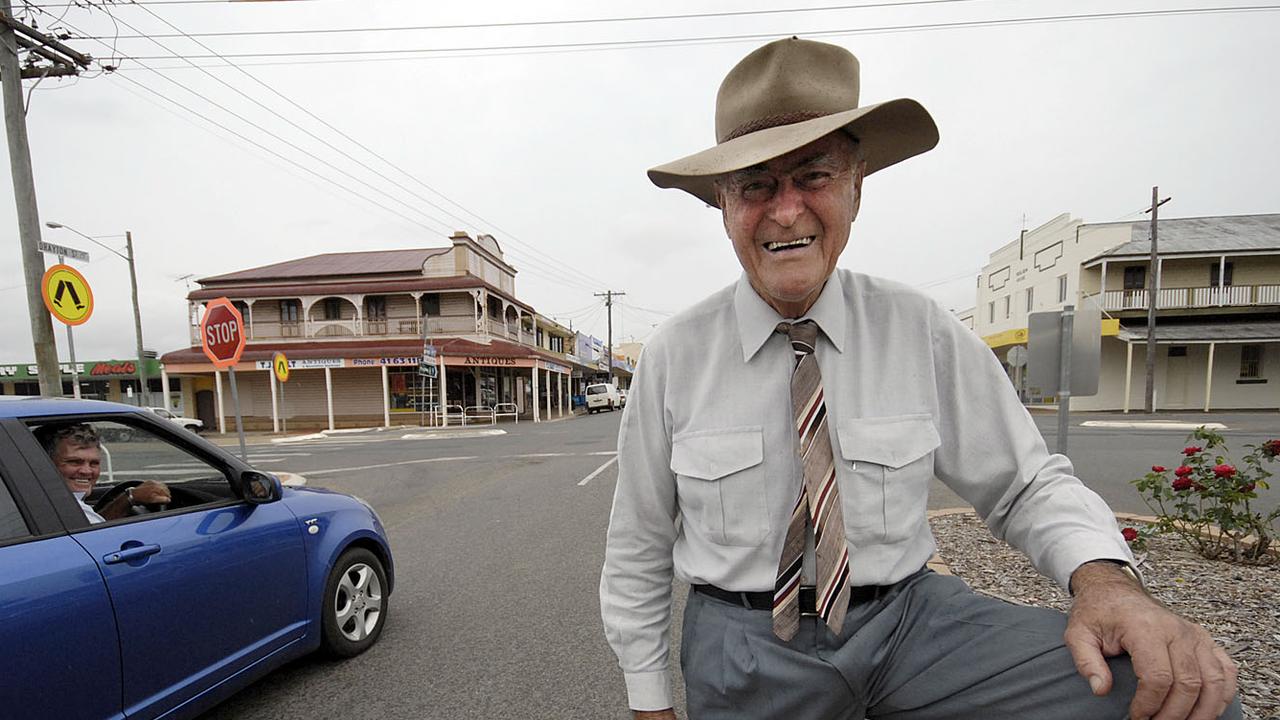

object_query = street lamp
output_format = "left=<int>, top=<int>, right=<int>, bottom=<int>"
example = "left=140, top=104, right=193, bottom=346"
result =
left=45, top=222, right=150, bottom=407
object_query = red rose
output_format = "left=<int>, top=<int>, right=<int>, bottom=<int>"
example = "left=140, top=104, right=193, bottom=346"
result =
left=1121, top=527, right=1139, bottom=543
left=1241, top=483, right=1256, bottom=493
left=1172, top=477, right=1194, bottom=491
left=1174, top=465, right=1193, bottom=477
left=1183, top=446, right=1202, bottom=456
left=1213, top=464, right=1236, bottom=479
left=1263, top=440, right=1280, bottom=459
left=1151, top=465, right=1166, bottom=473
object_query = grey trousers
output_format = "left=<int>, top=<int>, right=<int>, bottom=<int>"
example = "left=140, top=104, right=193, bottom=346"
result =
left=681, top=568, right=1243, bottom=720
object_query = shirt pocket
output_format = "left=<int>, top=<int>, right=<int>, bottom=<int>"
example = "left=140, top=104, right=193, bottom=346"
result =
left=670, top=426, right=769, bottom=547
left=835, top=414, right=941, bottom=544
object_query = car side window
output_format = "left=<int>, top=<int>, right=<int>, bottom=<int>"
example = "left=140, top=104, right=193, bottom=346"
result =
left=30, top=419, right=236, bottom=527
left=0, top=472, right=30, bottom=542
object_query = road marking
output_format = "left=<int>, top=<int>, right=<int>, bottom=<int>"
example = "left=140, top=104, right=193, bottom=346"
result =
left=304, top=455, right=481, bottom=476
left=400, top=429, right=506, bottom=440
left=586, top=451, right=618, bottom=456
left=1080, top=421, right=1228, bottom=431
left=508, top=452, right=571, bottom=458
left=577, top=456, right=619, bottom=486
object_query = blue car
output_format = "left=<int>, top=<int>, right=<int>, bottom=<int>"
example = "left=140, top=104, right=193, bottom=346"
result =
left=0, top=397, right=393, bottom=719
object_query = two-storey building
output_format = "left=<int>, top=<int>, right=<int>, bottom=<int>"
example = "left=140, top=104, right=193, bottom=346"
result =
left=974, top=213, right=1280, bottom=411
left=160, top=232, right=591, bottom=430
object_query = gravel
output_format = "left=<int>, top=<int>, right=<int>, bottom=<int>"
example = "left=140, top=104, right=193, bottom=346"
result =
left=929, top=511, right=1280, bottom=720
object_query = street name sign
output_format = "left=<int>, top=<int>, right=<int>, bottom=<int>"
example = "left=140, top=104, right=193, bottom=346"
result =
left=200, top=298, right=246, bottom=369
left=41, top=263, right=94, bottom=326
left=38, top=241, right=90, bottom=263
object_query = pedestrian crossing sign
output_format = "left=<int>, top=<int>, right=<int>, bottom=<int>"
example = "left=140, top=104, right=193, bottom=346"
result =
left=41, top=263, right=94, bottom=326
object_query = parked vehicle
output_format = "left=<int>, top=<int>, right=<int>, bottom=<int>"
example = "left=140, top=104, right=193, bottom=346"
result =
left=147, top=405, right=204, bottom=433
left=617, top=388, right=628, bottom=408
left=585, top=383, right=621, bottom=413
left=0, top=397, right=393, bottom=720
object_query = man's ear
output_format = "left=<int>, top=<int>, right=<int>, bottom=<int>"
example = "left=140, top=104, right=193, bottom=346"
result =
left=716, top=186, right=732, bottom=235
left=850, top=159, right=867, bottom=222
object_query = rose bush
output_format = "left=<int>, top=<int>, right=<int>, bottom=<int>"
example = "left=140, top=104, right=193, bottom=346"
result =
left=1132, top=427, right=1278, bottom=564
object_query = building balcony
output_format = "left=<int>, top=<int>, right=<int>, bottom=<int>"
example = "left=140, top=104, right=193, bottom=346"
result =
left=187, top=313, right=540, bottom=348
left=1097, top=284, right=1280, bottom=312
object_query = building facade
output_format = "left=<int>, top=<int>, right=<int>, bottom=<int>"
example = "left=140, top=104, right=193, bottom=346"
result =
left=160, top=232, right=602, bottom=430
left=974, top=213, right=1280, bottom=411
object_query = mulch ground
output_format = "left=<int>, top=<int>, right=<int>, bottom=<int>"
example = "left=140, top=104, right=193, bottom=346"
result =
left=930, top=511, right=1280, bottom=720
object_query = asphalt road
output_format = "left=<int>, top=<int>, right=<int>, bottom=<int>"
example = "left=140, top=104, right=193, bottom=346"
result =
left=199, top=408, right=1277, bottom=719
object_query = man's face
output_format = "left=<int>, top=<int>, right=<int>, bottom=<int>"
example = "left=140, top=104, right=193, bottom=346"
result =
left=717, top=132, right=866, bottom=318
left=51, top=439, right=101, bottom=496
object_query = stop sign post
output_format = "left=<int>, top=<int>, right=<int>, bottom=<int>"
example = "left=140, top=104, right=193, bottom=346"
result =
left=200, top=298, right=248, bottom=459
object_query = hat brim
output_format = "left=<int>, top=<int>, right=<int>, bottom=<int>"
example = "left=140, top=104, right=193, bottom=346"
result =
left=647, top=98, right=938, bottom=208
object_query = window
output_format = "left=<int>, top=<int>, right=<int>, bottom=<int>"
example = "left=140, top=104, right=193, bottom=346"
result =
left=1025, top=287, right=1034, bottom=312
left=420, top=294, right=440, bottom=316
left=1002, top=296, right=1011, bottom=319
left=323, top=298, right=344, bottom=320
left=364, top=296, right=387, bottom=320
left=0, top=473, right=30, bottom=542
left=279, top=300, right=301, bottom=323
left=13, top=381, right=39, bottom=396
left=1123, top=266, right=1146, bottom=290
left=1240, top=345, right=1263, bottom=379
left=1210, top=262, right=1234, bottom=287
left=1168, top=346, right=1188, bottom=358
left=29, top=419, right=237, bottom=527
left=232, top=300, right=249, bottom=319
left=987, top=301, right=995, bottom=324
left=1057, top=275, right=1068, bottom=303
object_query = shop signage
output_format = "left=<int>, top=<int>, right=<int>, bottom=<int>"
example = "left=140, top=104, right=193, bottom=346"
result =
left=463, top=357, right=517, bottom=367
left=3, top=360, right=161, bottom=379
left=538, top=360, right=571, bottom=374
left=90, top=361, right=136, bottom=376
left=254, top=358, right=343, bottom=370
left=351, top=357, right=418, bottom=367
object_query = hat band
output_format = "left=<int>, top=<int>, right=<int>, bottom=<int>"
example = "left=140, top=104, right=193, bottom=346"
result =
left=722, top=110, right=826, bottom=143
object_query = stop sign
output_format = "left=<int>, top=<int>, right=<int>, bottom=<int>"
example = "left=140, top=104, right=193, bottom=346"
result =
left=200, top=297, right=246, bottom=369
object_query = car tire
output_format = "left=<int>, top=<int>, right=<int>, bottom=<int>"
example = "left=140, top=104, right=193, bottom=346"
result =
left=319, top=547, right=388, bottom=659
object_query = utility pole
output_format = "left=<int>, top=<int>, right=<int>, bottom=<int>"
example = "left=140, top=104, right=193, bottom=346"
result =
left=1143, top=187, right=1171, bottom=413
left=594, top=290, right=625, bottom=386
left=0, top=2, right=91, bottom=396
left=126, top=231, right=149, bottom=405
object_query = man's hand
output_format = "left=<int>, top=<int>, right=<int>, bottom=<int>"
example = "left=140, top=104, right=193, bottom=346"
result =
left=633, top=710, right=676, bottom=720
left=130, top=481, right=171, bottom=505
left=1064, top=560, right=1237, bottom=720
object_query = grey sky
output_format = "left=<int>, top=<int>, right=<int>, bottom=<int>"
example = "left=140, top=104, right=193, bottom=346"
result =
left=2, top=0, right=1277, bottom=362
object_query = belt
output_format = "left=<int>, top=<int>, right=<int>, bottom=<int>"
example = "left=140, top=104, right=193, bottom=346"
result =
left=693, top=583, right=886, bottom=614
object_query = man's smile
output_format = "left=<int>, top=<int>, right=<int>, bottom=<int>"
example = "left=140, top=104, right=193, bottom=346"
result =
left=763, top=235, right=816, bottom=253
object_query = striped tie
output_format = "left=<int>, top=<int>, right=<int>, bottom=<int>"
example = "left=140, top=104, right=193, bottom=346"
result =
left=773, top=320, right=851, bottom=641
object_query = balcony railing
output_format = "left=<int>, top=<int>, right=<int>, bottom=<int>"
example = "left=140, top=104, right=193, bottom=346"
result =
left=187, top=312, right=553, bottom=348
left=1098, top=284, right=1280, bottom=311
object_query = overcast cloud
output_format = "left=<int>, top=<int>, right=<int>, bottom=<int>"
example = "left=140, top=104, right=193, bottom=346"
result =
left=2, top=0, right=1277, bottom=362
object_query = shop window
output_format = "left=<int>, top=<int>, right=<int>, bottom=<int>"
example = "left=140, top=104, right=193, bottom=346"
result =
left=1239, top=345, right=1263, bottom=379
left=1123, top=266, right=1146, bottom=290
left=420, top=294, right=440, bottom=316
left=1209, top=262, right=1234, bottom=287
left=14, top=382, right=39, bottom=396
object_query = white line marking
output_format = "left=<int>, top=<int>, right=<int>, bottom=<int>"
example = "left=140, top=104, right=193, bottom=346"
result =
left=1080, top=421, right=1228, bottom=431
left=586, top=451, right=618, bottom=456
left=508, top=452, right=571, bottom=458
left=304, top=455, right=481, bottom=476
left=578, top=456, right=619, bottom=486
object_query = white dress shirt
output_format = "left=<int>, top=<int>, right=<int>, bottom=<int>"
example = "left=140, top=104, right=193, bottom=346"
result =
left=599, top=270, right=1133, bottom=711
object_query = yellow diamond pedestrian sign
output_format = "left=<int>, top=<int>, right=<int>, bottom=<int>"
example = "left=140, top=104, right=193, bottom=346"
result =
left=273, top=352, right=290, bottom=383
left=41, top=263, right=94, bottom=326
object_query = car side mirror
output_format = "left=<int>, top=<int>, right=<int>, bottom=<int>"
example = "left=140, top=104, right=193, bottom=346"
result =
left=241, top=471, right=283, bottom=504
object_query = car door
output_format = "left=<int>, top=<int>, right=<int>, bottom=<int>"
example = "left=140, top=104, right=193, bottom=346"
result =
left=16, top=416, right=308, bottom=720
left=0, top=423, right=124, bottom=720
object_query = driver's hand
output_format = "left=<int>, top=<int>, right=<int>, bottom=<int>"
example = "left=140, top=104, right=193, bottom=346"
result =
left=131, top=481, right=171, bottom=505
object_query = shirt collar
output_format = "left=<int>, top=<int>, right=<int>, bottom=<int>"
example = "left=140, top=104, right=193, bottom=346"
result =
left=734, top=270, right=847, bottom=362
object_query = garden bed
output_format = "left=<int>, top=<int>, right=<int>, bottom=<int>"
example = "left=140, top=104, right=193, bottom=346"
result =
left=930, top=511, right=1280, bottom=720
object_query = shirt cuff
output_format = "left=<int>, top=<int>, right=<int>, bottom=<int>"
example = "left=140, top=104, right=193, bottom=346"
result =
left=1050, top=536, right=1135, bottom=592
left=624, top=670, right=672, bottom=712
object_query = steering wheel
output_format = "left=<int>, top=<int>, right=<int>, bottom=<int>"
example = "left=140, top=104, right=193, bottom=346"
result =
left=92, top=480, right=169, bottom=516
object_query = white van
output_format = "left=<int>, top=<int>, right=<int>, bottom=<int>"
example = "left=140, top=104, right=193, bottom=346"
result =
left=585, top=383, right=621, bottom=414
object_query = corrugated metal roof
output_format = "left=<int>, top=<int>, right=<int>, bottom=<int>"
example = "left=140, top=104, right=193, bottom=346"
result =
left=198, top=247, right=451, bottom=284
left=1086, top=214, right=1280, bottom=262
left=1116, top=321, right=1280, bottom=343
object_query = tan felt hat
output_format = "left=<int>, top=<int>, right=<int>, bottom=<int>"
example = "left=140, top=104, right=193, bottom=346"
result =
left=648, top=37, right=939, bottom=208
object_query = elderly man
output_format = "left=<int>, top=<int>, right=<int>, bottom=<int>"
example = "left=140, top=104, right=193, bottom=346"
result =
left=600, top=38, right=1240, bottom=720
left=40, top=423, right=171, bottom=523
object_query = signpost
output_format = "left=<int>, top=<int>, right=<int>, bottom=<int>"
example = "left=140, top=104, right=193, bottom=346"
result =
left=200, top=297, right=248, bottom=459
left=1028, top=305, right=1101, bottom=454
left=40, top=261, right=92, bottom=399
left=273, top=352, right=289, bottom=433
left=419, top=344, right=438, bottom=426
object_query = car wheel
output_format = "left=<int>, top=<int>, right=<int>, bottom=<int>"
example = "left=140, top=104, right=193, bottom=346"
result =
left=320, top=547, right=388, bottom=658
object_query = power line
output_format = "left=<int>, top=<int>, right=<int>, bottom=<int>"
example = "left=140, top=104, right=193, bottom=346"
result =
left=116, top=5, right=1280, bottom=62
left=86, top=0, right=997, bottom=39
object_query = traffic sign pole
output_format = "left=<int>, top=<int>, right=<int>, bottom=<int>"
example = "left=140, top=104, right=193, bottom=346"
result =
left=57, top=253, right=80, bottom=399
left=227, top=366, right=247, bottom=460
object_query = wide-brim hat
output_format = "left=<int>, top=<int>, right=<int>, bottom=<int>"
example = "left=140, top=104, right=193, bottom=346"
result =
left=648, top=37, right=939, bottom=208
